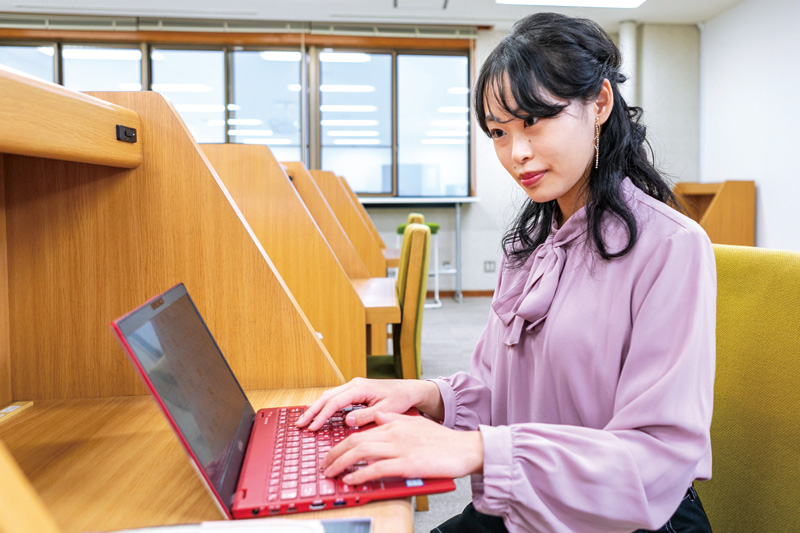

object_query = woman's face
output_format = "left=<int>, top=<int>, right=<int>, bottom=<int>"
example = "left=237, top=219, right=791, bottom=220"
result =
left=484, top=78, right=612, bottom=224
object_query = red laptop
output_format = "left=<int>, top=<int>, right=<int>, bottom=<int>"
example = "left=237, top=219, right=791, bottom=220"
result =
left=111, top=283, right=455, bottom=519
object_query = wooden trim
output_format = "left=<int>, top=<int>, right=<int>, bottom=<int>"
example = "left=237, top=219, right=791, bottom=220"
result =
left=0, top=68, right=142, bottom=168
left=0, top=157, right=9, bottom=406
left=427, top=290, right=494, bottom=298
left=0, top=28, right=471, bottom=50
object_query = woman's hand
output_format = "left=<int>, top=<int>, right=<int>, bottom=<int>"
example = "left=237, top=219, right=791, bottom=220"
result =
left=295, top=377, right=443, bottom=432
left=322, top=411, right=484, bottom=483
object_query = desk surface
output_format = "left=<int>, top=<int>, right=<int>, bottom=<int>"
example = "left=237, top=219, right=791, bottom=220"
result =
left=351, top=278, right=401, bottom=324
left=0, top=388, right=412, bottom=533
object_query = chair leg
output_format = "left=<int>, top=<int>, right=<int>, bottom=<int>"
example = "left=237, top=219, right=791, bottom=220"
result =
left=425, top=233, right=442, bottom=309
left=415, top=494, right=429, bottom=512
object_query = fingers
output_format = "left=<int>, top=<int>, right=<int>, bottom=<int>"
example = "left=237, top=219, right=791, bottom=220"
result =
left=296, top=381, right=366, bottom=431
left=323, top=435, right=393, bottom=479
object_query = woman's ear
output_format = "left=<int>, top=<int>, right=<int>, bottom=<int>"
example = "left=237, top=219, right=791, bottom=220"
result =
left=595, top=78, right=614, bottom=126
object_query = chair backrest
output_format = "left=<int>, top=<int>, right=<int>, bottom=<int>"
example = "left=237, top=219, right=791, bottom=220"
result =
left=407, top=212, right=425, bottom=224
left=697, top=244, right=800, bottom=531
left=392, top=223, right=431, bottom=379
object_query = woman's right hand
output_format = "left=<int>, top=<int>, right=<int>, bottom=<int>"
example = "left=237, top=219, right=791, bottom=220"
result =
left=295, top=377, right=443, bottom=431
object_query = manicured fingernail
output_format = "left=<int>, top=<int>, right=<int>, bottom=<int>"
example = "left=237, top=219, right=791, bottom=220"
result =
left=346, top=413, right=356, bottom=425
left=342, top=474, right=353, bottom=484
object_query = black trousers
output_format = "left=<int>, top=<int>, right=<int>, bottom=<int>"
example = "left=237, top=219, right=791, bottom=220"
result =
left=432, top=486, right=712, bottom=533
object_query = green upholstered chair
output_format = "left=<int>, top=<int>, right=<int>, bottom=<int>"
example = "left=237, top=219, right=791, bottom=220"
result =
left=695, top=245, right=800, bottom=530
left=396, top=213, right=441, bottom=308
left=367, top=223, right=431, bottom=381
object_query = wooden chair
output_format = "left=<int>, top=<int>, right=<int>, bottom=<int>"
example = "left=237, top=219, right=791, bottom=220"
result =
left=366, top=223, right=430, bottom=380
left=695, top=245, right=800, bottom=530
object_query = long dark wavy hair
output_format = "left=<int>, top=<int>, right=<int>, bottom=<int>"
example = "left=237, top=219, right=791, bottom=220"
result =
left=475, top=12, right=678, bottom=267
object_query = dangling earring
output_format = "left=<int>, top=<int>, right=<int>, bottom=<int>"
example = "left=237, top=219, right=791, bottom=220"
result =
left=594, top=115, right=600, bottom=169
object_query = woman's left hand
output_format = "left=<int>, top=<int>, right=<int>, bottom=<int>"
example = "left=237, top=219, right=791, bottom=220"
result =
left=322, top=411, right=484, bottom=484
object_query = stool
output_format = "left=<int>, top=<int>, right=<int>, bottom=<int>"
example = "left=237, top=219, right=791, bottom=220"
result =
left=397, top=216, right=441, bottom=309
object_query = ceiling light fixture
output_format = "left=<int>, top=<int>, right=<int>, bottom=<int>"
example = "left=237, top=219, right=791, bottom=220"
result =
left=496, top=0, right=646, bottom=6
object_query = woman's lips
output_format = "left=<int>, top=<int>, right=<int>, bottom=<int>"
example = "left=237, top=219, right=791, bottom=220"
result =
left=519, top=171, right=546, bottom=188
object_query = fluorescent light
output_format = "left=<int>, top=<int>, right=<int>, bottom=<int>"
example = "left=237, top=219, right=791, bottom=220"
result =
left=438, top=106, right=470, bottom=114
left=448, top=87, right=469, bottom=95
left=320, top=84, right=375, bottom=93
left=117, top=82, right=143, bottom=91
left=495, top=0, right=646, bottom=6
left=228, top=129, right=274, bottom=137
left=152, top=83, right=212, bottom=93
left=321, top=120, right=379, bottom=126
left=320, top=105, right=377, bottom=112
left=228, top=118, right=263, bottom=126
left=327, top=131, right=379, bottom=137
left=431, top=120, right=469, bottom=127
left=150, top=51, right=165, bottom=61
left=425, top=130, right=469, bottom=137
left=242, top=138, right=293, bottom=145
left=319, top=52, right=371, bottom=63
left=208, top=119, right=226, bottom=127
left=62, top=48, right=142, bottom=61
left=332, top=139, right=381, bottom=145
left=227, top=104, right=241, bottom=111
left=175, top=104, right=225, bottom=113
left=287, top=84, right=301, bottom=92
left=259, top=51, right=302, bottom=62
left=36, top=47, right=54, bottom=57
left=421, top=139, right=467, bottom=145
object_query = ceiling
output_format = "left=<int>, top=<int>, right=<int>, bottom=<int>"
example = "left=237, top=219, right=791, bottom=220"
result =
left=0, top=0, right=744, bottom=32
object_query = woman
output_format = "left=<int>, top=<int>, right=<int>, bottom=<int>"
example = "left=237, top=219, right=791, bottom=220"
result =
left=297, top=12, right=715, bottom=533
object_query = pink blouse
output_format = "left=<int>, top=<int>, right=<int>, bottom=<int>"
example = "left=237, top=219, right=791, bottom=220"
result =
left=432, top=179, right=716, bottom=532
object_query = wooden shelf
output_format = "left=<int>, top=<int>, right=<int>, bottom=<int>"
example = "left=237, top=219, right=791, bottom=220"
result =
left=673, top=180, right=756, bottom=246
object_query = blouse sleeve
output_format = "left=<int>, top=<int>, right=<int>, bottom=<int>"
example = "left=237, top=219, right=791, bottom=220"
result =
left=475, top=227, right=717, bottom=532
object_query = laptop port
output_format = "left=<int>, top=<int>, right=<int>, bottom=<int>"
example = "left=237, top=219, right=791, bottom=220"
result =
left=333, top=499, right=347, bottom=507
left=309, top=502, right=326, bottom=510
left=287, top=505, right=298, bottom=513
left=251, top=508, right=260, bottom=516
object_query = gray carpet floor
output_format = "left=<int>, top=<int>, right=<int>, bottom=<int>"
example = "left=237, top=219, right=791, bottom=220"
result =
left=412, top=296, right=493, bottom=533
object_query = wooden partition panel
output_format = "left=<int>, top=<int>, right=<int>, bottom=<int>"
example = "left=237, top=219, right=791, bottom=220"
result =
left=336, top=174, right=386, bottom=248
left=0, top=157, right=10, bottom=407
left=0, top=68, right=142, bottom=168
left=310, top=170, right=386, bottom=277
left=3, top=91, right=343, bottom=401
left=283, top=162, right=371, bottom=280
left=0, top=439, right=61, bottom=533
left=202, top=144, right=366, bottom=380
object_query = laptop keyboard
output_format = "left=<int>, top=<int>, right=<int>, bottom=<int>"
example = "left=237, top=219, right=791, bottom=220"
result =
left=267, top=406, right=373, bottom=503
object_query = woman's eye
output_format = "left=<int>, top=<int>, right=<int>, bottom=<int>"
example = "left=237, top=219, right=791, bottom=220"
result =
left=489, top=129, right=505, bottom=139
left=524, top=116, right=539, bottom=127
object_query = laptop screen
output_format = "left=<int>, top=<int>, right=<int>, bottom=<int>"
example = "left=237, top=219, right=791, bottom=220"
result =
left=113, top=284, right=254, bottom=514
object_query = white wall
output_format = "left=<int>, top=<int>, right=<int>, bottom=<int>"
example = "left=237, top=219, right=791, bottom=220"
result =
left=368, top=22, right=704, bottom=292
left=639, top=24, right=701, bottom=183
left=701, top=0, right=800, bottom=250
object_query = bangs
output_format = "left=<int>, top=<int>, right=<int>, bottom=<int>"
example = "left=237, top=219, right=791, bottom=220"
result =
left=475, top=50, right=566, bottom=135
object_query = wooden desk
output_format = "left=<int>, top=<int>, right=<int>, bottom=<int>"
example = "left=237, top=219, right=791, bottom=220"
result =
left=352, top=278, right=401, bottom=356
left=0, top=388, right=412, bottom=533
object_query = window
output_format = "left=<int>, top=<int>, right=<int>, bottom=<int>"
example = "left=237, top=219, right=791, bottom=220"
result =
left=151, top=48, right=226, bottom=143
left=231, top=50, right=303, bottom=162
left=62, top=45, right=142, bottom=92
left=0, top=35, right=472, bottom=198
left=398, top=54, right=469, bottom=196
left=0, top=45, right=54, bottom=82
left=319, top=52, right=393, bottom=194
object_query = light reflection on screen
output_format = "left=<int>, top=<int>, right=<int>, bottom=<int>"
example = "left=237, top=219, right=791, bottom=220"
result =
left=126, top=295, right=248, bottom=489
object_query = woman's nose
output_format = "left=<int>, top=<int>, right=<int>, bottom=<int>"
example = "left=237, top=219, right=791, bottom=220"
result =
left=512, top=135, right=534, bottom=165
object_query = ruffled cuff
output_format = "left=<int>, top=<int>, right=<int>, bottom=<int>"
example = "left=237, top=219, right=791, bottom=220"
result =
left=473, top=424, right=514, bottom=516
left=429, top=378, right=457, bottom=428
